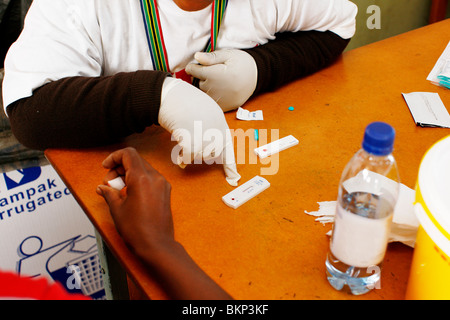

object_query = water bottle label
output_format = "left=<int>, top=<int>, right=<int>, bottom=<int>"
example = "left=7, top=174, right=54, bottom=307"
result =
left=330, top=203, right=393, bottom=268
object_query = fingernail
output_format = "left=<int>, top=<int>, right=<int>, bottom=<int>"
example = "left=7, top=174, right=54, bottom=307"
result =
left=96, top=186, right=103, bottom=195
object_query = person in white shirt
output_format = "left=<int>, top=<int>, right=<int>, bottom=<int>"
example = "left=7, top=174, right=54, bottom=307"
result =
left=2, top=0, right=357, bottom=185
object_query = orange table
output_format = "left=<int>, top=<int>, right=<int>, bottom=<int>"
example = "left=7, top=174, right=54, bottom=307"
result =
left=46, top=19, right=450, bottom=300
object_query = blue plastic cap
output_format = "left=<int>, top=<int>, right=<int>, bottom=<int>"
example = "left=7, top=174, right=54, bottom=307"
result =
left=362, top=122, right=395, bottom=156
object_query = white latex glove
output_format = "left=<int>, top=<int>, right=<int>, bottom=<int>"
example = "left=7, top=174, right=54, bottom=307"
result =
left=185, top=49, right=258, bottom=112
left=159, top=77, right=241, bottom=186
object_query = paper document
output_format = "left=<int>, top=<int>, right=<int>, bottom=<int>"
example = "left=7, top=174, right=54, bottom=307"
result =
left=402, top=92, right=450, bottom=128
left=236, top=107, right=263, bottom=121
left=427, top=40, right=450, bottom=88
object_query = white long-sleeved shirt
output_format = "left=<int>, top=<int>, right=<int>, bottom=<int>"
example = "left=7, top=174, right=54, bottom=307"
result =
left=2, top=0, right=357, bottom=111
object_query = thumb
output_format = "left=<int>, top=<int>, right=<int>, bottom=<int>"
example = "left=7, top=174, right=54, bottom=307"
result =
left=194, top=50, right=232, bottom=66
left=97, top=184, right=122, bottom=207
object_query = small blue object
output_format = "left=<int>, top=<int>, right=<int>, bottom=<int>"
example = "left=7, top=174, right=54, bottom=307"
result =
left=288, top=106, right=295, bottom=111
left=254, top=129, right=259, bottom=141
left=439, top=79, right=450, bottom=89
left=362, top=122, right=395, bottom=156
left=437, top=75, right=450, bottom=89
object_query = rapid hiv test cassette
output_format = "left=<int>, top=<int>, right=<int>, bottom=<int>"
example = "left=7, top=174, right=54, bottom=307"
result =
left=254, top=135, right=299, bottom=159
left=222, top=175, right=270, bottom=209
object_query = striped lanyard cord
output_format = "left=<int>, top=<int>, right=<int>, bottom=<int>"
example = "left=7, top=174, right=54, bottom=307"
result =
left=140, top=0, right=228, bottom=73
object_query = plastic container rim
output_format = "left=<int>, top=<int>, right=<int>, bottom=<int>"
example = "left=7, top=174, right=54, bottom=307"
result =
left=416, top=135, right=450, bottom=241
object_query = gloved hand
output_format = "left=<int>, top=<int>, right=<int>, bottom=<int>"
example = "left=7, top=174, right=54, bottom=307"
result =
left=158, top=77, right=241, bottom=186
left=185, top=49, right=258, bottom=112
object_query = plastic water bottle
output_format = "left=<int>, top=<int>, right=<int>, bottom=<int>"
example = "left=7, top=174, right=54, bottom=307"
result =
left=325, top=122, right=400, bottom=295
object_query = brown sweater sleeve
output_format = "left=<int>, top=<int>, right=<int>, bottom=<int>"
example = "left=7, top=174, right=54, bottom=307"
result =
left=6, top=70, right=169, bottom=150
left=243, top=30, right=350, bottom=95
left=6, top=30, right=348, bottom=151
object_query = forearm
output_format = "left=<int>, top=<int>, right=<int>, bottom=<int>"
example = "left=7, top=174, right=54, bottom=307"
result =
left=244, top=30, right=350, bottom=95
left=6, top=70, right=169, bottom=150
left=135, top=240, right=233, bottom=300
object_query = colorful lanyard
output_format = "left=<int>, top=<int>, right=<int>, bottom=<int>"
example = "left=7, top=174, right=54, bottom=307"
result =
left=140, top=0, right=228, bottom=74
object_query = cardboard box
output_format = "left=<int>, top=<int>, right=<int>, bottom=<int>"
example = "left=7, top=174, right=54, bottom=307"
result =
left=0, top=164, right=105, bottom=299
